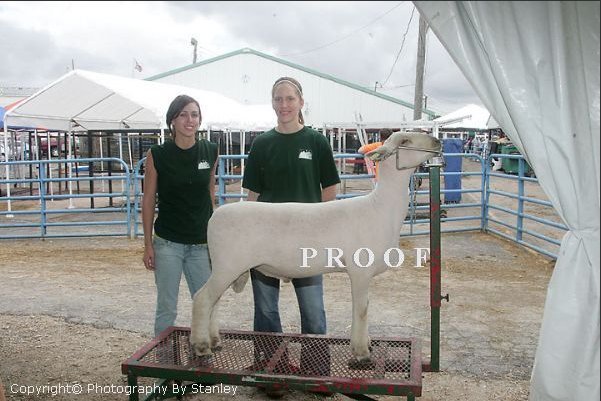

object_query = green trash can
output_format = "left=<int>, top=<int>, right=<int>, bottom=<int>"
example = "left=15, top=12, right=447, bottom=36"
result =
left=501, top=145, right=532, bottom=175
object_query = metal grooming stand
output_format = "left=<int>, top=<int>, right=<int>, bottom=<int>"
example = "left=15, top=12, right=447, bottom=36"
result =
left=122, top=164, right=445, bottom=401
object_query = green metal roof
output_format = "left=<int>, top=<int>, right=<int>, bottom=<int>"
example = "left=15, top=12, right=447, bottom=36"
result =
left=146, top=48, right=438, bottom=118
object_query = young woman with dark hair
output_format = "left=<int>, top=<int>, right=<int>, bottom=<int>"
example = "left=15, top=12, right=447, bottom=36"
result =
left=142, top=95, right=218, bottom=336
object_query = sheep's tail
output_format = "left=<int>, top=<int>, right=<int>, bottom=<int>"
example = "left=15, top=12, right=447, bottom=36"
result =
left=231, top=271, right=249, bottom=293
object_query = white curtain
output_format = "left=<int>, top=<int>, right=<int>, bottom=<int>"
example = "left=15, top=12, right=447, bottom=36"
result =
left=414, top=2, right=599, bottom=400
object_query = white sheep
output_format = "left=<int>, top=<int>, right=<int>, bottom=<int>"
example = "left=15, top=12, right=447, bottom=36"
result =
left=191, top=131, right=441, bottom=362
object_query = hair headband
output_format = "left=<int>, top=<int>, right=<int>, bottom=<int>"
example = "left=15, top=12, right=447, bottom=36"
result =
left=274, top=79, right=303, bottom=95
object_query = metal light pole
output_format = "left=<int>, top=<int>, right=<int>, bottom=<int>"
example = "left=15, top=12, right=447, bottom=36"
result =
left=413, top=13, right=429, bottom=121
left=190, top=37, right=198, bottom=64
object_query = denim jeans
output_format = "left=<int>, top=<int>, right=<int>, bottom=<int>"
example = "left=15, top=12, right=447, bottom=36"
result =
left=251, top=269, right=326, bottom=334
left=153, top=236, right=211, bottom=336
left=251, top=269, right=330, bottom=375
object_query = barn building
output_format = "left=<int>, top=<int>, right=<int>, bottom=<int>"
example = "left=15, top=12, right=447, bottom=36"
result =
left=146, top=48, right=438, bottom=128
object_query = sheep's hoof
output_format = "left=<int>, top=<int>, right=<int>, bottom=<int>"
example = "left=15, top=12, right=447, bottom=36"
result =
left=347, top=356, right=374, bottom=370
left=191, top=340, right=213, bottom=357
left=209, top=333, right=222, bottom=351
left=351, top=343, right=371, bottom=364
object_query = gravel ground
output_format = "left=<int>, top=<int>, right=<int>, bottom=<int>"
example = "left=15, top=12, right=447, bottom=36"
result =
left=0, top=231, right=554, bottom=400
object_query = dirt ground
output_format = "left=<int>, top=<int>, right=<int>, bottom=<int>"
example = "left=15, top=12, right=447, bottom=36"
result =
left=0, top=230, right=555, bottom=400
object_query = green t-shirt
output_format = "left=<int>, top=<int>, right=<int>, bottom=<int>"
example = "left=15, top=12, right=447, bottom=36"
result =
left=151, top=139, right=217, bottom=244
left=242, top=127, right=340, bottom=203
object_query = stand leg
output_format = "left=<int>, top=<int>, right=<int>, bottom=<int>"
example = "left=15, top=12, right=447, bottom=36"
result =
left=127, top=374, right=139, bottom=401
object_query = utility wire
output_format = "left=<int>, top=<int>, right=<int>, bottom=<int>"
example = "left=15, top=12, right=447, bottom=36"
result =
left=381, top=5, right=416, bottom=87
left=381, top=83, right=415, bottom=89
left=277, top=2, right=405, bottom=57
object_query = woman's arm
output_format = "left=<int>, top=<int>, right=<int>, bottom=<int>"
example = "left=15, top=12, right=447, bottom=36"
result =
left=246, top=190, right=260, bottom=202
left=321, top=184, right=337, bottom=202
left=142, top=150, right=158, bottom=270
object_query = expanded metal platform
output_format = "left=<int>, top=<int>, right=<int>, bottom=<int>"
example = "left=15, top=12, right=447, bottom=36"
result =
left=122, top=327, right=422, bottom=400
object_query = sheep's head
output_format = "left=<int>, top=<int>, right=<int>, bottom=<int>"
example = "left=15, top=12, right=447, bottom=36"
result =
left=366, top=131, right=441, bottom=169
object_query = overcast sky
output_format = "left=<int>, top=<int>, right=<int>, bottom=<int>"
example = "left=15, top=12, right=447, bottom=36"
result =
left=0, top=1, right=484, bottom=115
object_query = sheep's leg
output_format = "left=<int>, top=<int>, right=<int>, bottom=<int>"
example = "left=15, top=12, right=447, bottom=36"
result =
left=209, top=299, right=221, bottom=351
left=190, top=273, right=234, bottom=356
left=349, top=274, right=372, bottom=363
left=190, top=284, right=214, bottom=356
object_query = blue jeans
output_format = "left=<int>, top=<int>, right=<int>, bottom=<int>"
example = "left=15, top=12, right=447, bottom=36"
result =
left=153, top=236, right=211, bottom=336
left=250, top=269, right=326, bottom=334
left=251, top=269, right=330, bottom=375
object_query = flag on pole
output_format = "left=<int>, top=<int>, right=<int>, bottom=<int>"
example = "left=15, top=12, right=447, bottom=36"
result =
left=134, top=59, right=143, bottom=72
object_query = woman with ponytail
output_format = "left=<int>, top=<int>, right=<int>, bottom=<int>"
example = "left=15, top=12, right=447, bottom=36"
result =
left=242, top=77, right=340, bottom=388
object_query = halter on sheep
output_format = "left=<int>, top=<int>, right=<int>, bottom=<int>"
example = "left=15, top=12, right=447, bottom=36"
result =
left=191, top=131, right=442, bottom=363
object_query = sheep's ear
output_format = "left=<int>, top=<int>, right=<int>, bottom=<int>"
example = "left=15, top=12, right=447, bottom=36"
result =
left=366, top=147, right=389, bottom=161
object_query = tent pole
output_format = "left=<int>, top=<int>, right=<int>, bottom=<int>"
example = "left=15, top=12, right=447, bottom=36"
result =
left=126, top=132, right=134, bottom=207
left=240, top=130, right=245, bottom=200
left=33, top=129, right=39, bottom=162
left=225, top=129, right=231, bottom=175
left=3, top=122, right=13, bottom=218
left=127, top=132, right=134, bottom=171
left=118, top=132, right=124, bottom=194
left=99, top=131, right=105, bottom=193
left=15, top=132, right=24, bottom=183
left=46, top=131, right=53, bottom=200
left=67, top=129, right=75, bottom=209
left=34, top=129, right=41, bottom=206
left=28, top=131, right=33, bottom=196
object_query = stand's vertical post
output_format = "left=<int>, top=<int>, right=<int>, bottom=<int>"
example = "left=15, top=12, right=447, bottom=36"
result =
left=429, top=164, right=442, bottom=372
left=127, top=374, right=139, bottom=401
left=218, top=156, right=226, bottom=206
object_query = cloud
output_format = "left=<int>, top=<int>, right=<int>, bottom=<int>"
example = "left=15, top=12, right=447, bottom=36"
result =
left=0, top=1, right=483, bottom=115
left=164, top=1, right=482, bottom=113
left=0, top=2, right=221, bottom=84
left=0, top=21, right=65, bottom=86
left=167, top=1, right=417, bottom=85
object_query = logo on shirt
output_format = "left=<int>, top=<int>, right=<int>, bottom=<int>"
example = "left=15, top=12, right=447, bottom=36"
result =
left=198, top=160, right=211, bottom=169
left=298, top=150, right=312, bottom=160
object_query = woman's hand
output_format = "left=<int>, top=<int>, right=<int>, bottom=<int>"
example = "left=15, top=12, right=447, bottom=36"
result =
left=143, top=244, right=155, bottom=271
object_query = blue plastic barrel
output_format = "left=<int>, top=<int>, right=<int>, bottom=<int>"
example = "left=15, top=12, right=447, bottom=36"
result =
left=442, top=138, right=463, bottom=203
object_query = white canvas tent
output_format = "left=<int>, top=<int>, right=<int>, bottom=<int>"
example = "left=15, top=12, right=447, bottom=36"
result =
left=1, top=70, right=277, bottom=215
left=3, top=69, right=276, bottom=132
left=415, top=2, right=599, bottom=400
left=433, top=104, right=491, bottom=130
